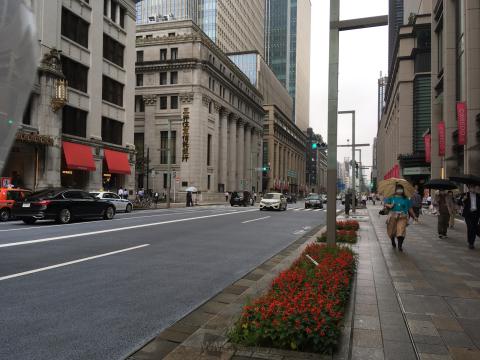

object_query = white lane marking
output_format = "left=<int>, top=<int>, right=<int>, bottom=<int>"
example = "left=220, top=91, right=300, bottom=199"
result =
left=0, top=244, right=149, bottom=281
left=242, top=216, right=270, bottom=224
left=313, top=209, right=322, bottom=212
left=0, top=209, right=258, bottom=248
left=0, top=209, right=216, bottom=233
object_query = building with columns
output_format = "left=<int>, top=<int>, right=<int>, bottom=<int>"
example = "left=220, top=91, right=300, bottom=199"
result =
left=135, top=20, right=264, bottom=200
left=2, top=0, right=136, bottom=192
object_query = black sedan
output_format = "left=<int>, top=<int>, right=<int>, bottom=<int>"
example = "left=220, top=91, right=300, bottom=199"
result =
left=305, top=194, right=323, bottom=209
left=12, top=188, right=116, bottom=224
left=230, top=191, right=253, bottom=207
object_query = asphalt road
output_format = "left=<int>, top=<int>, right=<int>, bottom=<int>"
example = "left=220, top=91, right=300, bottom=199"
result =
left=0, top=201, right=330, bottom=360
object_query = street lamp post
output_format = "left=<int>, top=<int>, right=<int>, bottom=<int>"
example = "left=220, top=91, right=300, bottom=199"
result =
left=338, top=110, right=356, bottom=213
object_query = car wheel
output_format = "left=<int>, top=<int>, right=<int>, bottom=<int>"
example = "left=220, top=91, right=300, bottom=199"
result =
left=23, top=217, right=37, bottom=225
left=57, top=208, right=72, bottom=224
left=0, top=208, right=10, bottom=222
left=103, top=206, right=115, bottom=220
left=125, top=204, right=132, bottom=213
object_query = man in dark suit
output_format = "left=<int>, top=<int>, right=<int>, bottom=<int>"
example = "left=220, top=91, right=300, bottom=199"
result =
left=461, top=185, right=480, bottom=249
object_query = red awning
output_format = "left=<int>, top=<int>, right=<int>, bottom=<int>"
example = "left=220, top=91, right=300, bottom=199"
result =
left=63, top=141, right=96, bottom=171
left=104, top=149, right=131, bottom=174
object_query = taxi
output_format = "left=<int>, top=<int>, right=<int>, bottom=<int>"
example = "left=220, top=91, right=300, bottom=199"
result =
left=0, top=188, right=31, bottom=221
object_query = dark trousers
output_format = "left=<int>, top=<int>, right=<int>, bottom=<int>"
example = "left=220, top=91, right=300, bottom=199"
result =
left=438, top=212, right=449, bottom=236
left=345, top=206, right=350, bottom=216
left=465, top=213, right=479, bottom=245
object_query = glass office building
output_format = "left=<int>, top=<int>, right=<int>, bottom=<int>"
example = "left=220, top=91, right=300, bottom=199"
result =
left=135, top=0, right=198, bottom=24
left=228, top=53, right=258, bottom=86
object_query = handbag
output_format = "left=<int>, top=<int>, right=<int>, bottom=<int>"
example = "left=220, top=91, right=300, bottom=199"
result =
left=379, top=207, right=390, bottom=216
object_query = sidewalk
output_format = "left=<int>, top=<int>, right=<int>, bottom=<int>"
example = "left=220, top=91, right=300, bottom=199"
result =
left=368, top=205, right=480, bottom=360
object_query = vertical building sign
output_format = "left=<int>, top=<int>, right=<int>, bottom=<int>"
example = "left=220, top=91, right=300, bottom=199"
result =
left=456, top=102, right=467, bottom=145
left=182, top=107, right=190, bottom=162
left=438, top=121, right=446, bottom=156
left=424, top=134, right=431, bottom=163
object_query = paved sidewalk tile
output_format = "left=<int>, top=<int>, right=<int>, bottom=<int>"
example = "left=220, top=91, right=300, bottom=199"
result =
left=368, top=206, right=480, bottom=360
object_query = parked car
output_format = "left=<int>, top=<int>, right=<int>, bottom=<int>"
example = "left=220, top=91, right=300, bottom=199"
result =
left=230, top=191, right=253, bottom=207
left=12, top=188, right=116, bottom=224
left=90, top=191, right=133, bottom=213
left=260, top=192, right=287, bottom=211
left=305, top=194, right=323, bottom=209
left=0, top=188, right=31, bottom=221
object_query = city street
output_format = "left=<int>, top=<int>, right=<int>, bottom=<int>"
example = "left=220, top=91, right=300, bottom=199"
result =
left=0, top=201, right=328, bottom=360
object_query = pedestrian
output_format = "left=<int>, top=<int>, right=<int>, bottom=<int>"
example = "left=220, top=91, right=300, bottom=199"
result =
left=225, top=191, right=229, bottom=202
left=253, top=192, right=257, bottom=203
left=344, top=192, right=351, bottom=217
left=435, top=190, right=450, bottom=238
left=447, top=190, right=456, bottom=229
left=123, top=188, right=128, bottom=199
left=361, top=194, right=367, bottom=207
left=372, top=193, right=376, bottom=205
left=411, top=186, right=422, bottom=224
left=118, top=188, right=124, bottom=198
left=186, top=191, right=193, bottom=207
left=138, top=188, right=144, bottom=200
left=384, top=185, right=418, bottom=251
left=461, top=185, right=480, bottom=249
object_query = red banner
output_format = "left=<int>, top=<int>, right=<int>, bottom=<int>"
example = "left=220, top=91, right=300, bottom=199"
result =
left=424, top=134, right=431, bottom=163
left=457, top=102, right=467, bottom=145
left=438, top=121, right=446, bottom=156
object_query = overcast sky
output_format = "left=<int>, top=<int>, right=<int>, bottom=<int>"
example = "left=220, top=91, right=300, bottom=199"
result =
left=309, top=0, right=388, bottom=182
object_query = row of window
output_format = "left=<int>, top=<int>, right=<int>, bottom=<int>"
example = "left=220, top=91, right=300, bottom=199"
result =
left=136, top=48, right=178, bottom=63
left=103, top=0, right=126, bottom=29
left=136, top=71, right=178, bottom=86
left=62, top=105, right=123, bottom=145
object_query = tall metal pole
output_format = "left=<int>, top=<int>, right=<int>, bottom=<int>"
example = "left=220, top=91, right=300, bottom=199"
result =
left=166, top=120, right=172, bottom=209
left=326, top=0, right=340, bottom=246
left=351, top=112, right=356, bottom=213
left=146, top=147, right=150, bottom=193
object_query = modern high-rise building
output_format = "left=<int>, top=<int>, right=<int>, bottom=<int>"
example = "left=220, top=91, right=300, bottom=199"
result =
left=135, top=0, right=265, bottom=56
left=265, top=0, right=311, bottom=131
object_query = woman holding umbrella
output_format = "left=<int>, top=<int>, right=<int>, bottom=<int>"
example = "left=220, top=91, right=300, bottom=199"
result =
left=378, top=179, right=417, bottom=251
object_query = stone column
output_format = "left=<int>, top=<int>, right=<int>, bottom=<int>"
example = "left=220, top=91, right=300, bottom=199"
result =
left=228, top=115, right=237, bottom=191
left=237, top=119, right=245, bottom=190
left=244, top=124, right=252, bottom=190
left=218, top=109, right=229, bottom=192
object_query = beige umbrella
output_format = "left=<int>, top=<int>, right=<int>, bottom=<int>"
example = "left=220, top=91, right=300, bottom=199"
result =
left=378, top=178, right=415, bottom=198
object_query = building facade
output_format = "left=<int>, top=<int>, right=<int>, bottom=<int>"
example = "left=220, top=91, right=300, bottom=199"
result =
left=305, top=128, right=326, bottom=193
left=264, top=0, right=311, bottom=131
left=378, top=74, right=388, bottom=125
left=135, top=20, right=264, bottom=200
left=3, top=0, right=136, bottom=192
left=377, top=6, right=432, bottom=187
left=135, top=0, right=265, bottom=56
left=430, top=0, right=480, bottom=178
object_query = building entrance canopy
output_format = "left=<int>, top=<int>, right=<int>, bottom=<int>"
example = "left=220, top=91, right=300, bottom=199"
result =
left=62, top=141, right=96, bottom=171
left=104, top=149, right=131, bottom=175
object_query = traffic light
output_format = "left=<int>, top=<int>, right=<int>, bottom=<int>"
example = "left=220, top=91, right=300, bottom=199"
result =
left=355, top=162, right=359, bottom=177
left=312, top=142, right=317, bottom=150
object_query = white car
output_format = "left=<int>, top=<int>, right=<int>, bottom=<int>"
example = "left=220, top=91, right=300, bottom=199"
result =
left=90, top=191, right=133, bottom=213
left=259, top=192, right=287, bottom=211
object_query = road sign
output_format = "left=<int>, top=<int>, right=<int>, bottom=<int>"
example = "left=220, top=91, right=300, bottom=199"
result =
left=175, top=176, right=180, bottom=183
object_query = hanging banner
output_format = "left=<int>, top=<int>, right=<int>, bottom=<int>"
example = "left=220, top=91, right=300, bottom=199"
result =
left=456, top=102, right=467, bottom=145
left=438, top=121, right=446, bottom=156
left=424, top=134, right=431, bottom=163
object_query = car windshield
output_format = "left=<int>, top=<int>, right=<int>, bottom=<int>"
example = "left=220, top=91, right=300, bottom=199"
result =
left=7, top=191, right=30, bottom=201
left=308, top=195, right=320, bottom=200
left=264, top=193, right=280, bottom=199
left=26, top=189, right=60, bottom=201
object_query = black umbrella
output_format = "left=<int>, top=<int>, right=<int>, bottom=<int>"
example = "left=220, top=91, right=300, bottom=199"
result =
left=424, top=179, right=458, bottom=190
left=449, top=174, right=480, bottom=186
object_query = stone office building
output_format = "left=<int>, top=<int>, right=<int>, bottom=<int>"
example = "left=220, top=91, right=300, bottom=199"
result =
left=135, top=20, right=264, bottom=200
left=2, top=0, right=137, bottom=192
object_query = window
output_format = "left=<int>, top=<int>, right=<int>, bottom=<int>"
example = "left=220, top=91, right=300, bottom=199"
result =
left=22, top=95, right=33, bottom=125
left=62, top=105, right=87, bottom=137
left=104, top=0, right=108, bottom=16
left=146, top=34, right=152, bottom=39
left=160, top=72, right=167, bottom=85
left=134, top=133, right=144, bottom=158
left=207, top=175, right=211, bottom=190
left=171, top=96, right=178, bottom=109
left=171, top=48, right=178, bottom=60
left=102, top=117, right=123, bottom=145
left=208, top=102, right=212, bottom=114
left=207, top=134, right=212, bottom=166
left=136, top=50, right=144, bottom=63
left=61, top=7, right=89, bottom=48
left=136, top=74, right=143, bottom=86
left=170, top=71, right=178, bottom=84
left=103, top=34, right=124, bottom=67
left=102, top=76, right=124, bottom=106
left=160, top=49, right=167, bottom=60
left=160, top=130, right=177, bottom=164
left=163, top=173, right=168, bottom=189
left=182, top=181, right=188, bottom=187
left=119, top=6, right=125, bottom=28
left=110, top=1, right=117, bottom=22
left=61, top=56, right=88, bottom=92
left=168, top=32, right=175, bottom=37
left=135, top=95, right=145, bottom=112
left=160, top=96, right=167, bottom=109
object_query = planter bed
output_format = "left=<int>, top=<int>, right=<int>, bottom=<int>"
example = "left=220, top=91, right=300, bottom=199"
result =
left=229, top=243, right=356, bottom=354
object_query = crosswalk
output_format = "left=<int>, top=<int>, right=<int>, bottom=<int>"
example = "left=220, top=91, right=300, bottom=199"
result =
left=289, top=207, right=325, bottom=212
